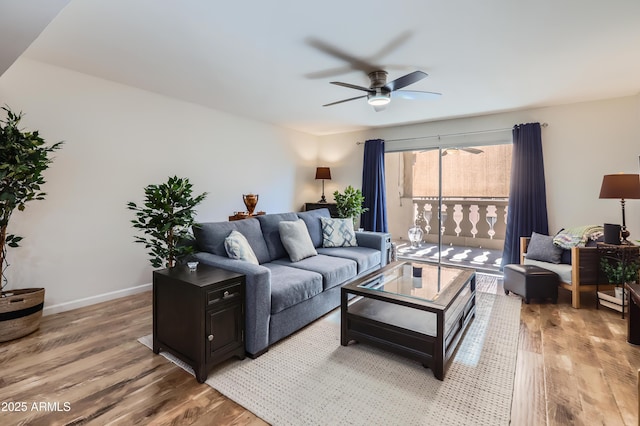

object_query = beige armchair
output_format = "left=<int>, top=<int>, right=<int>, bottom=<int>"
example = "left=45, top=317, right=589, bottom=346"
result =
left=520, top=236, right=614, bottom=308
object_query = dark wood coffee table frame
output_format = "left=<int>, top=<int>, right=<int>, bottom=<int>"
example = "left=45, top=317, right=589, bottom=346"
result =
left=340, top=261, right=476, bottom=380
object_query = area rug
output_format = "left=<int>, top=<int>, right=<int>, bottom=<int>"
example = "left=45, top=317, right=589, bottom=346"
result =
left=139, top=289, right=521, bottom=426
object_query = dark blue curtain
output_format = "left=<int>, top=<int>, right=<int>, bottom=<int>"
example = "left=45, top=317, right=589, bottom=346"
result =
left=361, top=139, right=388, bottom=232
left=502, top=123, right=549, bottom=266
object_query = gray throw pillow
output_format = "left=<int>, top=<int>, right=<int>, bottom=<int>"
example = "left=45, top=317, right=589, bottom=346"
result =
left=526, top=232, right=563, bottom=264
left=320, top=217, right=357, bottom=248
left=224, top=230, right=259, bottom=265
left=279, top=219, right=318, bottom=262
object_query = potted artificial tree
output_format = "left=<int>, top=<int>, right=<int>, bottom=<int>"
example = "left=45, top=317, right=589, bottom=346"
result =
left=333, top=185, right=368, bottom=229
left=127, top=176, right=207, bottom=269
left=0, top=106, right=63, bottom=342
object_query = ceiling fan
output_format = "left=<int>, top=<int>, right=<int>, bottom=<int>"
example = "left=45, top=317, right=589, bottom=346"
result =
left=323, top=70, right=441, bottom=111
left=442, top=147, right=484, bottom=156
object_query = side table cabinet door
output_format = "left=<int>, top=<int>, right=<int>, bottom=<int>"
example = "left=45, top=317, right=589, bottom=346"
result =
left=206, top=303, right=243, bottom=361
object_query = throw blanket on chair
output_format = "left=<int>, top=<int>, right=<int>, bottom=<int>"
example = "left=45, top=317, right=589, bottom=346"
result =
left=553, top=225, right=604, bottom=249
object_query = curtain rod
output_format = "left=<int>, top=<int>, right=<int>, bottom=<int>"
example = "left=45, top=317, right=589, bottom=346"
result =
left=355, top=122, right=548, bottom=145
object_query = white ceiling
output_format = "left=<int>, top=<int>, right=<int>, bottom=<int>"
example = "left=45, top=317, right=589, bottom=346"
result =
left=3, top=0, right=640, bottom=135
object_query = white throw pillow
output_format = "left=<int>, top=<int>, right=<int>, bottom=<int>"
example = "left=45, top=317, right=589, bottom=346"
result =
left=279, top=219, right=318, bottom=262
left=320, top=217, right=357, bottom=248
left=224, top=230, right=259, bottom=265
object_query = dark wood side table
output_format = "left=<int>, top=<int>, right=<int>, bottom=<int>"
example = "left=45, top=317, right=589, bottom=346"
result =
left=626, top=283, right=640, bottom=345
left=304, top=202, right=339, bottom=218
left=153, top=264, right=246, bottom=383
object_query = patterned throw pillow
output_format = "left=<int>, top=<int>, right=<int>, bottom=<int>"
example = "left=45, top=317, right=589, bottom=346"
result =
left=224, top=230, right=259, bottom=265
left=320, top=217, right=357, bottom=248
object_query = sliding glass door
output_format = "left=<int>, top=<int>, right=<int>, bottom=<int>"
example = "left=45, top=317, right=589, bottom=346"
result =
left=384, top=143, right=511, bottom=272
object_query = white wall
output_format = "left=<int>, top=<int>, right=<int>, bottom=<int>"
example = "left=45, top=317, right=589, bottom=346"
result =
left=2, top=56, right=638, bottom=315
left=318, top=95, right=640, bottom=242
left=0, top=58, right=319, bottom=314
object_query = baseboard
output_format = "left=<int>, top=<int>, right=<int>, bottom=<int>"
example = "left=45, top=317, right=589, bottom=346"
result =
left=43, top=283, right=152, bottom=316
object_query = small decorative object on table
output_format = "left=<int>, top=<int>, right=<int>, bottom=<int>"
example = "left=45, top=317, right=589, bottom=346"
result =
left=243, top=193, right=259, bottom=216
left=187, top=261, right=199, bottom=271
left=412, top=264, right=423, bottom=277
left=408, top=225, right=424, bottom=247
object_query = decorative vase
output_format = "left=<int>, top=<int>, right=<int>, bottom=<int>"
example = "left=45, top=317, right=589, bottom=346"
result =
left=0, top=288, right=45, bottom=342
left=408, top=226, right=424, bottom=247
left=243, top=194, right=259, bottom=216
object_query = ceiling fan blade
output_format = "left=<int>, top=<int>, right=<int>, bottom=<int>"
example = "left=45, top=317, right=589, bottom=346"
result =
left=331, top=81, right=374, bottom=93
left=305, top=65, right=358, bottom=79
left=393, top=90, right=442, bottom=100
left=306, top=38, right=379, bottom=73
left=369, top=31, right=413, bottom=62
left=385, top=70, right=428, bottom=92
left=461, top=148, right=484, bottom=154
left=323, top=95, right=368, bottom=107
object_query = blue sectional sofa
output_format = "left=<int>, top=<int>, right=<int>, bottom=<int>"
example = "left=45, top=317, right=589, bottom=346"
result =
left=192, top=208, right=390, bottom=357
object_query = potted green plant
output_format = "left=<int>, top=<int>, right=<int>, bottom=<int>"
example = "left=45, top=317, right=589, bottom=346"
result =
left=333, top=185, right=368, bottom=228
left=0, top=106, right=63, bottom=342
left=601, top=256, right=639, bottom=284
left=127, top=176, right=207, bottom=268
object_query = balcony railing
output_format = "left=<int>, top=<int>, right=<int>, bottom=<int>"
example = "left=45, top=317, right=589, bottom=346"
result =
left=407, top=197, right=508, bottom=251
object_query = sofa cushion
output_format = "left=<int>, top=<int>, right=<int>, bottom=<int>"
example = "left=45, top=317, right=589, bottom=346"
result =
left=320, top=217, right=357, bottom=248
left=526, top=232, right=562, bottom=264
left=257, top=212, right=299, bottom=261
left=263, top=263, right=323, bottom=314
left=279, top=219, right=318, bottom=262
left=225, top=230, right=259, bottom=265
left=193, top=218, right=270, bottom=264
left=317, top=246, right=381, bottom=274
left=297, top=208, right=331, bottom=248
left=523, top=258, right=573, bottom=284
left=273, top=254, right=357, bottom=290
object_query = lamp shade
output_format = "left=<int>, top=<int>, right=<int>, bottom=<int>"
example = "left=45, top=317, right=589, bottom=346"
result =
left=599, top=174, right=640, bottom=199
left=315, top=167, right=331, bottom=180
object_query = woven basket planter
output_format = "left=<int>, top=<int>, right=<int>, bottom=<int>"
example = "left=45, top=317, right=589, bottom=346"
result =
left=0, top=288, right=45, bottom=342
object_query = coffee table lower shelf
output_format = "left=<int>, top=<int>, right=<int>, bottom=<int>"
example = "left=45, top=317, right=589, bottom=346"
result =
left=340, top=290, right=475, bottom=380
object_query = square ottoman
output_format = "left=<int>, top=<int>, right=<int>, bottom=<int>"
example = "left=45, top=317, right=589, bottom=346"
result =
left=504, top=264, right=559, bottom=304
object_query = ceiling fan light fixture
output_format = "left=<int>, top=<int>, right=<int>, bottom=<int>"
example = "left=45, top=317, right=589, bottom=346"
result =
left=367, top=92, right=391, bottom=106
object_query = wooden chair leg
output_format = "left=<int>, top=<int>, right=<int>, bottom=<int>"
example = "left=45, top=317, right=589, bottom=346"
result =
left=571, top=287, right=581, bottom=309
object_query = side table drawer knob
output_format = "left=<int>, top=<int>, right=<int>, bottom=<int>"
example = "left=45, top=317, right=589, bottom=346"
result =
left=223, top=290, right=230, bottom=298
left=208, top=334, right=214, bottom=341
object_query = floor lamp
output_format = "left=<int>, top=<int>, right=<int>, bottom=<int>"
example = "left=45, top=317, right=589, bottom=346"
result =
left=599, top=173, right=640, bottom=243
left=315, top=167, right=331, bottom=203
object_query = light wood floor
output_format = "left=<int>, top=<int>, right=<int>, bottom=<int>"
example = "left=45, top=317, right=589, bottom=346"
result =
left=1, top=279, right=638, bottom=425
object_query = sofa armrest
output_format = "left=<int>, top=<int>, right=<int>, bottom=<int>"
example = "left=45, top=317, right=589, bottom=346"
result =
left=193, top=252, right=272, bottom=356
left=571, top=246, right=600, bottom=285
left=356, top=231, right=391, bottom=266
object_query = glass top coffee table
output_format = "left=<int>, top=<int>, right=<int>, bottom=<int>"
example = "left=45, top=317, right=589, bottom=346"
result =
left=340, top=260, right=476, bottom=380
